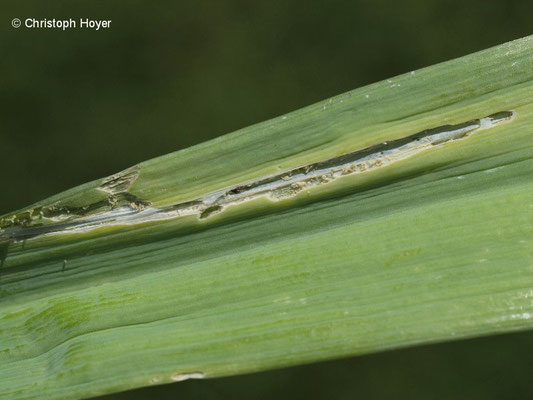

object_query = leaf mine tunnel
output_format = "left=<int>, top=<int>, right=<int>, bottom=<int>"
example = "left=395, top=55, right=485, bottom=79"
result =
left=0, top=111, right=515, bottom=238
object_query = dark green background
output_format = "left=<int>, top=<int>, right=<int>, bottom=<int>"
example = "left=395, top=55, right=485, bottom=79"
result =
left=1, top=1, right=532, bottom=399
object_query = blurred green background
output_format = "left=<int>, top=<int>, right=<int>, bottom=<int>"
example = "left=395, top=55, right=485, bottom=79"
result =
left=1, top=1, right=532, bottom=399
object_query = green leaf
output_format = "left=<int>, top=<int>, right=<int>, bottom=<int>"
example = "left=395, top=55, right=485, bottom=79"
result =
left=1, top=35, right=533, bottom=400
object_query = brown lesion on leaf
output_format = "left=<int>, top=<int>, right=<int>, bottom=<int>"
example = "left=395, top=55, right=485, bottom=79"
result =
left=98, top=165, right=150, bottom=210
left=199, top=205, right=222, bottom=219
left=99, top=166, right=141, bottom=194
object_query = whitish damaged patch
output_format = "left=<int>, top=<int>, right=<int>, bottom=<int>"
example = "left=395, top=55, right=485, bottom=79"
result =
left=0, top=111, right=515, bottom=239
left=484, top=166, right=506, bottom=174
left=171, top=372, right=205, bottom=382
left=489, top=312, right=532, bottom=323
